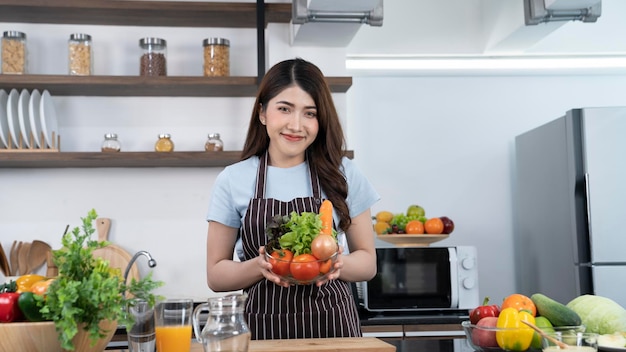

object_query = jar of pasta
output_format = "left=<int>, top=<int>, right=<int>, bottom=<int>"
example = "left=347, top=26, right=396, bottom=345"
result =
left=203, top=38, right=229, bottom=77
left=1, top=31, right=27, bottom=74
left=68, top=33, right=93, bottom=76
left=139, top=37, right=167, bottom=76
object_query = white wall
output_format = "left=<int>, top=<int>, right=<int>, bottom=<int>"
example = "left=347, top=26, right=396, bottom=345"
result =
left=348, top=74, right=626, bottom=303
left=3, top=0, right=626, bottom=304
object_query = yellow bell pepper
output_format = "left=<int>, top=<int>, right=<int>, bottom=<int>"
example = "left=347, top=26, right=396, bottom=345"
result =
left=496, top=307, right=536, bottom=351
left=15, top=274, right=46, bottom=293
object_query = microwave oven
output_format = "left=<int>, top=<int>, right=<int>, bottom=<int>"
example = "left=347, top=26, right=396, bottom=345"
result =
left=358, top=246, right=479, bottom=312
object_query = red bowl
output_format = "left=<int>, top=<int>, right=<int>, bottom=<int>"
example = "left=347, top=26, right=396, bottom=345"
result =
left=264, top=247, right=338, bottom=285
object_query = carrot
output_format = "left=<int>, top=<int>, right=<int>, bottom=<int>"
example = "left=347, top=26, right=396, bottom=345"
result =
left=319, top=199, right=333, bottom=235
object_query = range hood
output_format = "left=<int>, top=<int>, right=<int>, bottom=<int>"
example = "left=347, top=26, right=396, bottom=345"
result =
left=524, top=0, right=601, bottom=25
left=290, top=0, right=383, bottom=47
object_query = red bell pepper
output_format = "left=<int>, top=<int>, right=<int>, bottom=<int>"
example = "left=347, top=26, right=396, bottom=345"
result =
left=470, top=296, right=501, bottom=324
left=0, top=280, right=24, bottom=322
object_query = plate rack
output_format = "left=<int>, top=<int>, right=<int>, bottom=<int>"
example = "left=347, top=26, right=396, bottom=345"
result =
left=0, top=131, right=60, bottom=152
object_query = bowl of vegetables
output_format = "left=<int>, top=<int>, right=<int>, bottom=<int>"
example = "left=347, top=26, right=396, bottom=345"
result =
left=264, top=200, right=339, bottom=285
left=462, top=320, right=587, bottom=352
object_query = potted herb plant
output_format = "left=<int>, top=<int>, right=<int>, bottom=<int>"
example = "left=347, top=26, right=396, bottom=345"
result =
left=40, top=209, right=163, bottom=351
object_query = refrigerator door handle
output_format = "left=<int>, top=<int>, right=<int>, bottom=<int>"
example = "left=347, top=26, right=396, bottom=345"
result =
left=584, top=172, right=592, bottom=236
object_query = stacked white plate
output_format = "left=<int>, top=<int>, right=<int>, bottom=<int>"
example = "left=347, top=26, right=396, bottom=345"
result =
left=0, top=88, right=58, bottom=149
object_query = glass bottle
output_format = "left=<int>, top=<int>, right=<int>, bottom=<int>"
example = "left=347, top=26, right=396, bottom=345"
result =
left=1, top=31, right=27, bottom=74
left=101, top=133, right=121, bottom=152
left=68, top=33, right=93, bottom=76
left=139, top=37, right=167, bottom=76
left=203, top=38, right=230, bottom=77
left=204, top=133, right=224, bottom=151
left=155, top=133, right=174, bottom=152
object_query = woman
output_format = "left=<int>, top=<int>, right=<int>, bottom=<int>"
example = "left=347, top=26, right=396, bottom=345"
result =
left=206, top=58, right=379, bottom=339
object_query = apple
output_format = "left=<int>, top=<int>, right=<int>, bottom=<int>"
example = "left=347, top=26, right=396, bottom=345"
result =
left=406, top=204, right=425, bottom=217
left=471, top=317, right=498, bottom=348
left=440, top=216, right=455, bottom=234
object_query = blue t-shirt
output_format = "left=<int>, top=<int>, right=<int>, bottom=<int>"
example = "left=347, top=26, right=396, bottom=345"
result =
left=206, top=156, right=380, bottom=233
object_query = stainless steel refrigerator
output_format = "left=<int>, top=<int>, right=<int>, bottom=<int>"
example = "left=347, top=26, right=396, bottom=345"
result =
left=514, top=107, right=626, bottom=307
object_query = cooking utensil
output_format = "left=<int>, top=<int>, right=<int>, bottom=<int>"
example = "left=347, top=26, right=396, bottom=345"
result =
left=522, top=320, right=570, bottom=349
left=18, top=241, right=32, bottom=275
left=92, top=218, right=139, bottom=284
left=9, top=241, right=19, bottom=276
left=0, top=243, right=10, bottom=277
left=12, top=241, right=22, bottom=276
left=27, top=240, right=51, bottom=275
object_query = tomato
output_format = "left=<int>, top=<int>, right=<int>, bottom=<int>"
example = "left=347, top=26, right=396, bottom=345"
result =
left=319, top=258, right=333, bottom=275
left=268, top=249, right=293, bottom=276
left=290, top=254, right=320, bottom=281
left=501, top=293, right=536, bottom=316
left=311, top=234, right=337, bottom=261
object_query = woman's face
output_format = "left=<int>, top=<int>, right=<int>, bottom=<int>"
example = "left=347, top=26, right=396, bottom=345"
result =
left=260, top=85, right=319, bottom=167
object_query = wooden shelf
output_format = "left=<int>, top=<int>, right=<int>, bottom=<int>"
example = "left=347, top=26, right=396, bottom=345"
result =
left=0, top=150, right=355, bottom=168
left=0, top=0, right=292, bottom=28
left=0, top=75, right=353, bottom=97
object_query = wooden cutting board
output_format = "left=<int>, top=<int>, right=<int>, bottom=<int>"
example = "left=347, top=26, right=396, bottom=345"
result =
left=92, top=218, right=139, bottom=284
left=177, top=338, right=396, bottom=352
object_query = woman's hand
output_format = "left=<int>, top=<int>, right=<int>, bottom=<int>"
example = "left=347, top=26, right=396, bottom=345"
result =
left=258, top=246, right=291, bottom=288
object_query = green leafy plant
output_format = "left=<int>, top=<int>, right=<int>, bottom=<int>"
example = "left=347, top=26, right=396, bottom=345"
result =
left=40, top=209, right=164, bottom=350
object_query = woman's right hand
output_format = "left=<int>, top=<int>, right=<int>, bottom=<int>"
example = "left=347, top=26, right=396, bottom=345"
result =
left=258, top=246, right=291, bottom=288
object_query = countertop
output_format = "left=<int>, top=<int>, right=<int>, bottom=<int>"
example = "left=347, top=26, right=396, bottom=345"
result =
left=110, top=337, right=396, bottom=351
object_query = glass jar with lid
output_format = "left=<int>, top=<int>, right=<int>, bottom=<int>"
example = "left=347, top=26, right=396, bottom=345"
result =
left=1, top=31, right=27, bottom=74
left=68, top=33, right=93, bottom=76
left=202, top=38, right=230, bottom=77
left=139, top=37, right=167, bottom=76
left=155, top=133, right=174, bottom=152
left=205, top=133, right=224, bottom=151
left=101, top=133, right=121, bottom=152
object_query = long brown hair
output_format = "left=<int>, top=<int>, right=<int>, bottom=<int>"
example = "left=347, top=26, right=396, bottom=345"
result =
left=241, top=58, right=351, bottom=231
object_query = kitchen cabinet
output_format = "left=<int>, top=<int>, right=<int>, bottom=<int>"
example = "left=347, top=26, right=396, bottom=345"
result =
left=0, top=0, right=353, bottom=168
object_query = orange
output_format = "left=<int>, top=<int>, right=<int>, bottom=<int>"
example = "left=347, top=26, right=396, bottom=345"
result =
left=405, top=220, right=424, bottom=234
left=501, top=293, right=537, bottom=316
left=424, top=218, right=444, bottom=234
left=373, top=221, right=390, bottom=234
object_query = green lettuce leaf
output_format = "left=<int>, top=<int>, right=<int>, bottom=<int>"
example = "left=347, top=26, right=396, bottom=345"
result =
left=278, top=211, right=322, bottom=256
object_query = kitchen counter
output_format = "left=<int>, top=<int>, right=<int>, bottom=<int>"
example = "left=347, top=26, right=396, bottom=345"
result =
left=110, top=337, right=396, bottom=351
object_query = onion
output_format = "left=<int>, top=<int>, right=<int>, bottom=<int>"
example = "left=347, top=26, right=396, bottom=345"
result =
left=311, top=234, right=338, bottom=261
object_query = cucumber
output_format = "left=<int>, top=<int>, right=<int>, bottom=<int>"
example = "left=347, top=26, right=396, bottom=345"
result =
left=531, top=293, right=582, bottom=327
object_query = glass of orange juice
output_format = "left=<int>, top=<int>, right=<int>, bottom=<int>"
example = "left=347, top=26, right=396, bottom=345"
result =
left=155, top=299, right=194, bottom=352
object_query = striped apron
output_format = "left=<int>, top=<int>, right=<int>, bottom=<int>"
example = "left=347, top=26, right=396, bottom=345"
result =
left=240, top=152, right=361, bottom=340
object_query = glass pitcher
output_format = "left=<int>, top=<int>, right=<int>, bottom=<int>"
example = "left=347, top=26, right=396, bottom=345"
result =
left=192, top=293, right=251, bottom=352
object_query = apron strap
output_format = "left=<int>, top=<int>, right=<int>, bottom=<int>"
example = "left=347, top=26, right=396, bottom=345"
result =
left=254, top=151, right=323, bottom=202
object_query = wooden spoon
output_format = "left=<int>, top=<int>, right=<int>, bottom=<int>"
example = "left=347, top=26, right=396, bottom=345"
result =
left=9, top=241, right=19, bottom=276
left=18, top=241, right=32, bottom=275
left=27, top=240, right=52, bottom=275
left=12, top=241, right=23, bottom=276
left=0, top=243, right=10, bottom=277
left=522, top=320, right=570, bottom=349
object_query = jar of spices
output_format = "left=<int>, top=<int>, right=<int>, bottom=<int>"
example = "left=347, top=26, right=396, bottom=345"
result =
left=1, top=31, right=27, bottom=74
left=202, top=38, right=230, bottom=77
left=155, top=133, right=174, bottom=152
left=205, top=133, right=224, bottom=151
left=101, top=133, right=121, bottom=152
left=139, top=37, right=167, bottom=76
left=68, top=33, right=93, bottom=76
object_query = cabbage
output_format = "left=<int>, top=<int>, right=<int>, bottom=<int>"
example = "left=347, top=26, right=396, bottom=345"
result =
left=566, top=295, right=626, bottom=335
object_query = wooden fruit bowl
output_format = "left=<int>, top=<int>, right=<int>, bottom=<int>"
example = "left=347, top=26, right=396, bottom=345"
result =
left=0, top=321, right=62, bottom=352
